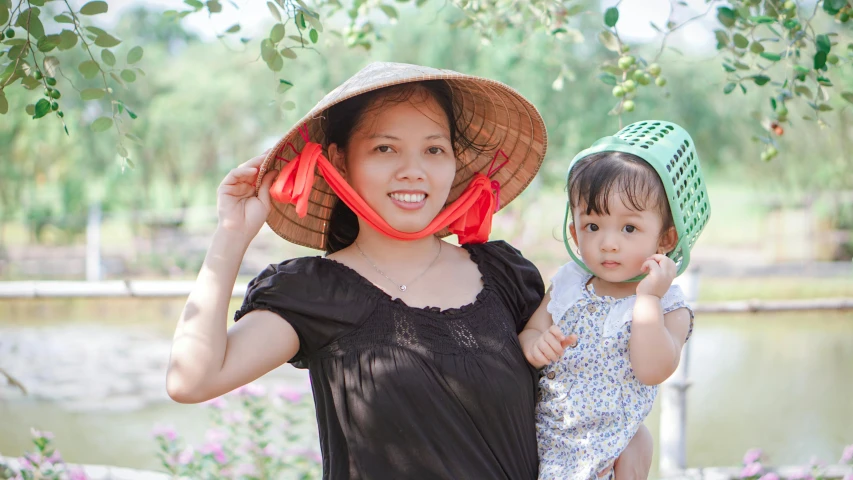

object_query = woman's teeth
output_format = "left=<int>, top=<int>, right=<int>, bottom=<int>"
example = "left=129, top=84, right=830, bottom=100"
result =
left=390, top=193, right=426, bottom=203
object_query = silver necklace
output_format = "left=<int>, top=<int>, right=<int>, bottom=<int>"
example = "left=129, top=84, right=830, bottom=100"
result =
left=355, top=240, right=442, bottom=292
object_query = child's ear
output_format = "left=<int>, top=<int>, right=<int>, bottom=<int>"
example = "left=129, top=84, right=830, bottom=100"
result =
left=328, top=144, right=347, bottom=177
left=569, top=222, right=579, bottom=248
left=658, top=227, right=678, bottom=254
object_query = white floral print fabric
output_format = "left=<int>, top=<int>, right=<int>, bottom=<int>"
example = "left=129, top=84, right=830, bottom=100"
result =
left=536, top=262, right=694, bottom=480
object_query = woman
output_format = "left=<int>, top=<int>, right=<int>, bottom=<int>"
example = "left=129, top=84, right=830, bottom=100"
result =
left=166, top=62, right=549, bottom=479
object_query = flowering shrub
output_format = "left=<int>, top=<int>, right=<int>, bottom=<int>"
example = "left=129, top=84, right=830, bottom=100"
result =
left=740, top=444, right=853, bottom=480
left=0, top=429, right=88, bottom=480
left=152, top=382, right=321, bottom=479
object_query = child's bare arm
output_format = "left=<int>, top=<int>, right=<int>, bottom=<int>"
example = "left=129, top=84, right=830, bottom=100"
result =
left=630, top=254, right=692, bottom=385
left=519, top=292, right=577, bottom=369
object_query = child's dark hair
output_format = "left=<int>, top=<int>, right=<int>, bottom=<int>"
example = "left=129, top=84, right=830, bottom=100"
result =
left=322, top=80, right=487, bottom=255
left=568, top=152, right=675, bottom=237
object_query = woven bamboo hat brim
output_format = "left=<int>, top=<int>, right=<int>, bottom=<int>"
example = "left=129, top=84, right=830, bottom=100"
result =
left=256, top=62, right=547, bottom=250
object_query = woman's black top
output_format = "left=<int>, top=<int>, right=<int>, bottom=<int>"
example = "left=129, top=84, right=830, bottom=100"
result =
left=235, top=241, right=544, bottom=479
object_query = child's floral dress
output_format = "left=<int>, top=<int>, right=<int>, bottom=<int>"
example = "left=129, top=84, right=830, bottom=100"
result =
left=536, top=262, right=694, bottom=480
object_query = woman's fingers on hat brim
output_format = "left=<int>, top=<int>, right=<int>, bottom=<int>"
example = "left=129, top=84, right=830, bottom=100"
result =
left=221, top=166, right=259, bottom=186
left=257, top=169, right=279, bottom=208
left=219, top=183, right=255, bottom=197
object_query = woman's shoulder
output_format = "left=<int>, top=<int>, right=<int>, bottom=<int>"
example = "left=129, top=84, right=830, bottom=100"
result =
left=464, top=240, right=538, bottom=271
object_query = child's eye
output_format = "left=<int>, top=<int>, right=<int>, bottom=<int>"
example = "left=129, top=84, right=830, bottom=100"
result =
left=623, top=225, right=636, bottom=233
left=427, top=146, right=445, bottom=155
left=586, top=224, right=599, bottom=232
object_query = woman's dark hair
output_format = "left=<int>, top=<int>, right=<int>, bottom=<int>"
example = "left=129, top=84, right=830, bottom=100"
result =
left=322, top=80, right=486, bottom=254
left=568, top=151, right=675, bottom=237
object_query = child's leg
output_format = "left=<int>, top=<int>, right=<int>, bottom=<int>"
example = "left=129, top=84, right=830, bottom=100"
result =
left=612, top=423, right=653, bottom=480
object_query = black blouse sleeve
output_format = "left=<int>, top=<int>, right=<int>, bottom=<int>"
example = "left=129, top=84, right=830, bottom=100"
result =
left=470, top=241, right=545, bottom=333
left=234, top=257, right=376, bottom=366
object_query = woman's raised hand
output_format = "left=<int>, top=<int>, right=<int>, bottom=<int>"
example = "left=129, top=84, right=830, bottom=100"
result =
left=216, top=150, right=279, bottom=242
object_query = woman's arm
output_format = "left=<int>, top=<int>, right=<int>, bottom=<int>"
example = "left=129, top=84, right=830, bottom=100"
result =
left=166, top=152, right=297, bottom=404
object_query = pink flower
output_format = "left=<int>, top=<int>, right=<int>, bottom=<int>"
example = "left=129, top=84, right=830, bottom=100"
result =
left=841, top=444, right=853, bottom=463
left=842, top=473, right=853, bottom=480
left=233, top=383, right=266, bottom=398
left=759, top=474, right=779, bottom=480
left=262, top=445, right=278, bottom=458
left=222, top=411, right=245, bottom=425
left=29, top=429, right=54, bottom=440
left=151, top=425, right=178, bottom=442
left=205, top=428, right=228, bottom=443
left=177, top=446, right=195, bottom=466
left=46, top=450, right=63, bottom=464
left=204, top=397, right=227, bottom=409
left=275, top=386, right=304, bottom=403
left=200, top=442, right=227, bottom=464
left=809, top=456, right=825, bottom=467
left=740, top=462, right=763, bottom=478
left=743, top=448, right=763, bottom=465
left=68, top=468, right=89, bottom=480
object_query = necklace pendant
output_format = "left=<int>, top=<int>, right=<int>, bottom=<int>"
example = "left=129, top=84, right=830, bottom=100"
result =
left=400, top=285, right=407, bottom=292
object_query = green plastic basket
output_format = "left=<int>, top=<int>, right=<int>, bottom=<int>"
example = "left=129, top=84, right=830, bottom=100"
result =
left=562, top=120, right=711, bottom=278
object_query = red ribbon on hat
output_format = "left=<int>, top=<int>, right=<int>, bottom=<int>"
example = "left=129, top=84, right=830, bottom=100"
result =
left=269, top=125, right=507, bottom=244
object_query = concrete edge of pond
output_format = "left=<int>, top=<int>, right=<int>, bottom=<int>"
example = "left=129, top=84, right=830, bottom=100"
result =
left=0, top=456, right=171, bottom=479
left=663, top=464, right=851, bottom=479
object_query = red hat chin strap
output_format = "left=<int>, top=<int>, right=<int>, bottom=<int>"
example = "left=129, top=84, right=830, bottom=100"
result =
left=269, top=141, right=504, bottom=244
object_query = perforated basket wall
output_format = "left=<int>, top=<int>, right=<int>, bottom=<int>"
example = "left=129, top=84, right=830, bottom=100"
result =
left=563, top=120, right=711, bottom=277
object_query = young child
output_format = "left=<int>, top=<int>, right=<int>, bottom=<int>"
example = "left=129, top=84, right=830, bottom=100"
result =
left=520, top=121, right=709, bottom=480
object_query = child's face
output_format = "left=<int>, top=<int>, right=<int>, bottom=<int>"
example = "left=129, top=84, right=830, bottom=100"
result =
left=328, top=93, right=457, bottom=233
left=570, top=192, right=675, bottom=283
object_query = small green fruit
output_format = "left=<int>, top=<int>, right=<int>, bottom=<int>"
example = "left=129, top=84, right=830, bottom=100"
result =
left=49, top=89, right=61, bottom=99
left=612, top=86, right=626, bottom=97
left=655, top=77, right=667, bottom=87
left=777, top=105, right=788, bottom=116
left=840, top=12, right=849, bottom=22
left=618, top=55, right=635, bottom=70
left=4, top=28, right=14, bottom=39
left=57, top=111, right=64, bottom=118
left=46, top=77, right=57, bottom=86
left=766, top=146, right=778, bottom=157
left=783, top=1, right=796, bottom=11
left=827, top=54, right=839, bottom=65
left=34, top=71, right=43, bottom=80
left=623, top=100, right=635, bottom=112
left=760, top=152, right=770, bottom=162
left=648, top=63, right=661, bottom=77
left=623, top=80, right=636, bottom=92
left=51, top=101, right=59, bottom=111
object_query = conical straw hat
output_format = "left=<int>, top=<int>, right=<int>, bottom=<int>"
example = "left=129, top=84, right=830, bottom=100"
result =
left=257, top=62, right=548, bottom=250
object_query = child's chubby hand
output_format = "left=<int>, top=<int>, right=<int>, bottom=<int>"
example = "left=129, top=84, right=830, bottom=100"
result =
left=636, top=254, right=677, bottom=298
left=525, top=325, right=578, bottom=369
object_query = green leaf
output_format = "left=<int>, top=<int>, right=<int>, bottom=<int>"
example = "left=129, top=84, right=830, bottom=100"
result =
left=304, top=12, right=322, bottom=32
left=125, top=132, right=143, bottom=144
left=733, top=33, right=749, bottom=49
left=226, top=24, right=240, bottom=33
left=750, top=15, right=774, bottom=24
left=817, top=76, right=832, bottom=87
left=278, top=79, right=293, bottom=93
left=270, top=23, right=285, bottom=43
left=26, top=104, right=35, bottom=116
left=759, top=52, right=780, bottom=61
left=78, top=60, right=100, bottom=79
left=841, top=92, right=853, bottom=105
left=37, top=35, right=59, bottom=52
left=816, top=34, right=831, bottom=54
left=125, top=106, right=137, bottom=119
left=80, top=88, right=105, bottom=100
left=814, top=51, right=827, bottom=70
left=752, top=75, right=770, bottom=86
left=0, top=91, right=7, bottom=114
left=717, top=7, right=736, bottom=28
left=280, top=47, right=297, bottom=59
left=120, top=69, right=136, bottom=82
left=125, top=158, right=135, bottom=168
left=117, top=145, right=129, bottom=158
left=380, top=5, right=397, bottom=19
left=740, top=83, right=747, bottom=94
left=101, top=49, right=115, bottom=66
left=207, top=0, right=222, bottom=13
left=817, top=104, right=833, bottom=112
left=90, top=116, right=113, bottom=132
left=54, top=14, right=74, bottom=23
left=823, top=0, right=845, bottom=15
left=127, top=46, right=144, bottom=64
left=58, top=29, right=77, bottom=50
left=770, top=97, right=777, bottom=110
left=723, top=82, right=736, bottom=94
left=24, top=15, right=46, bottom=39
left=795, top=85, right=813, bottom=99
left=309, top=28, right=318, bottom=44
left=749, top=42, right=764, bottom=54
left=95, top=33, right=121, bottom=48
left=266, top=2, right=281, bottom=21
left=260, top=38, right=276, bottom=62
left=110, top=72, right=124, bottom=86
left=598, top=31, right=620, bottom=52
left=86, top=26, right=109, bottom=37
left=722, top=63, right=736, bottom=73
left=267, top=52, right=283, bottom=71
left=33, top=98, right=51, bottom=118
left=283, top=101, right=296, bottom=110
left=79, top=1, right=108, bottom=15
left=714, top=30, right=729, bottom=47
left=184, top=0, right=204, bottom=9
left=604, top=7, right=619, bottom=27
left=296, top=12, right=306, bottom=28
left=597, top=73, right=617, bottom=86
